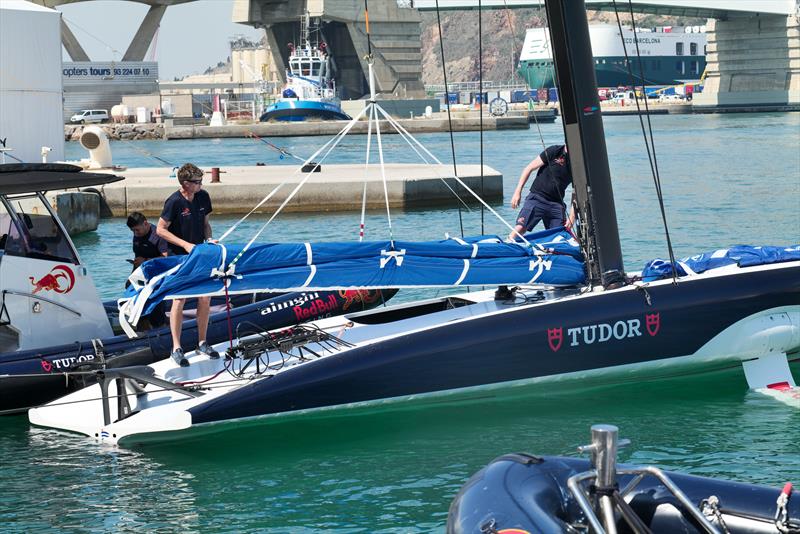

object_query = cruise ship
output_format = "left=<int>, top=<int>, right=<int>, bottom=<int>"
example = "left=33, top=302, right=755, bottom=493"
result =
left=518, top=24, right=707, bottom=88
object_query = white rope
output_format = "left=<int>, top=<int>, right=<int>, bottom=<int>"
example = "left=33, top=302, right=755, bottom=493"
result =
left=218, top=110, right=366, bottom=242
left=373, top=102, right=394, bottom=246
left=228, top=104, right=370, bottom=269
left=375, top=105, right=534, bottom=248
left=372, top=102, right=472, bottom=212
left=359, top=103, right=375, bottom=241
left=218, top=182, right=285, bottom=242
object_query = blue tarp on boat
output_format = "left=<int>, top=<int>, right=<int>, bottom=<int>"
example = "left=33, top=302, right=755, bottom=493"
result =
left=641, top=245, right=800, bottom=281
left=120, top=228, right=586, bottom=330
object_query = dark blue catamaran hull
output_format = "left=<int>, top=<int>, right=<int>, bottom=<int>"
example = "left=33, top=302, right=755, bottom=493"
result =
left=0, top=289, right=394, bottom=413
left=187, top=264, right=800, bottom=425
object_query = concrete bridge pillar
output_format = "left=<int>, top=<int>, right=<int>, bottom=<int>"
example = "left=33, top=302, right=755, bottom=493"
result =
left=694, top=14, right=800, bottom=109
left=234, top=0, right=424, bottom=99
left=122, top=4, right=167, bottom=61
left=60, top=19, right=90, bottom=61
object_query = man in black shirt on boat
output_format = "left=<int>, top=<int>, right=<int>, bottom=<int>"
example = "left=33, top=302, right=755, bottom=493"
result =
left=126, top=212, right=168, bottom=268
left=126, top=212, right=169, bottom=330
left=157, top=163, right=219, bottom=367
left=508, top=144, right=576, bottom=241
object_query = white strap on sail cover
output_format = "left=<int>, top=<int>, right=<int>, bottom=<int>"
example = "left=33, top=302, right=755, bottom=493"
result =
left=454, top=259, right=470, bottom=286
left=380, top=249, right=406, bottom=268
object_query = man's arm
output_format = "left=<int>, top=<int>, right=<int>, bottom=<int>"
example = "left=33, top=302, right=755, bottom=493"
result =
left=157, top=218, right=194, bottom=254
left=203, top=214, right=212, bottom=240
left=565, top=191, right=577, bottom=230
left=510, top=156, right=544, bottom=209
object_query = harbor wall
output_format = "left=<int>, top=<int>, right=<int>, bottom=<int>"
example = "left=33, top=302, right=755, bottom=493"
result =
left=92, top=164, right=503, bottom=217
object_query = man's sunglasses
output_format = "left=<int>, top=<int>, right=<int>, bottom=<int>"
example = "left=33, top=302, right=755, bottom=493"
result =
left=186, top=179, right=203, bottom=184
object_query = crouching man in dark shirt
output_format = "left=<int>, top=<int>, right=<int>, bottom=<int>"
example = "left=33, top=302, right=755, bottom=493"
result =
left=157, top=163, right=219, bottom=367
left=126, top=212, right=169, bottom=329
left=127, top=211, right=168, bottom=268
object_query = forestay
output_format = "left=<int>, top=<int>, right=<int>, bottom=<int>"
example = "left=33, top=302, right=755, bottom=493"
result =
left=118, top=228, right=586, bottom=335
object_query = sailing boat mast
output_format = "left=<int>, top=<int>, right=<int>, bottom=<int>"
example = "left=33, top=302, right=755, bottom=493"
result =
left=544, top=0, right=625, bottom=288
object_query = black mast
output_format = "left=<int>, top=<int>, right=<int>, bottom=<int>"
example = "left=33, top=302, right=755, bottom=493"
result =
left=544, top=0, right=625, bottom=287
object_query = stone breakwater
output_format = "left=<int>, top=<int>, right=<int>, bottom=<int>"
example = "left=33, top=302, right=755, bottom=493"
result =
left=64, top=123, right=164, bottom=141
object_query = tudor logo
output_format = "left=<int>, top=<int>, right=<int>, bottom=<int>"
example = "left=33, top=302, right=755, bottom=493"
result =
left=548, top=327, right=563, bottom=352
left=547, top=313, right=661, bottom=352
left=646, top=312, right=660, bottom=336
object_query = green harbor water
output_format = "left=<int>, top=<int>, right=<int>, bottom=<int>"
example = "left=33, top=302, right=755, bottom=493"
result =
left=1, top=112, right=799, bottom=532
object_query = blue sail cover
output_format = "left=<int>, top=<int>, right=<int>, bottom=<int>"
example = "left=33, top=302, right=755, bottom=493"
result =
left=119, top=228, right=586, bottom=329
left=641, top=245, right=800, bottom=281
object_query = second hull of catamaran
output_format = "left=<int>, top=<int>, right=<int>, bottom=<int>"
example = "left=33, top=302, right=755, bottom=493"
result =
left=30, top=261, right=800, bottom=445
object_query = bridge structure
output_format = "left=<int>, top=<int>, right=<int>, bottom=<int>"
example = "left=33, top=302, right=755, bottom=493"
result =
left=30, top=0, right=799, bottom=108
left=231, top=0, right=425, bottom=99
left=416, top=0, right=800, bottom=109
left=33, top=0, right=195, bottom=62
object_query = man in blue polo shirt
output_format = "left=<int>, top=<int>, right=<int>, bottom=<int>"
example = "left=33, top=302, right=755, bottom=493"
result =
left=157, top=163, right=218, bottom=367
left=508, top=144, right=576, bottom=241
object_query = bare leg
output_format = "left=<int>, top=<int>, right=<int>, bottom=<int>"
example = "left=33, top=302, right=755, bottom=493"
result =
left=170, top=299, right=185, bottom=350
left=508, top=224, right=525, bottom=242
left=196, top=296, right=211, bottom=344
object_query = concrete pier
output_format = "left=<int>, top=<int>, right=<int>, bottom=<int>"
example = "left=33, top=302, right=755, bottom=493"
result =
left=96, top=164, right=503, bottom=216
left=163, top=116, right=528, bottom=140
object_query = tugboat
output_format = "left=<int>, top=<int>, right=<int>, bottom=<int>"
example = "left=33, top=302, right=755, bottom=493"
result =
left=447, top=424, right=800, bottom=534
left=259, top=13, right=350, bottom=122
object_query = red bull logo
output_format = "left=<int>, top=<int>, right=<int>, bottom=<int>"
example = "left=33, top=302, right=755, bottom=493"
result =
left=339, top=289, right=382, bottom=311
left=293, top=294, right=339, bottom=321
left=29, top=265, right=75, bottom=295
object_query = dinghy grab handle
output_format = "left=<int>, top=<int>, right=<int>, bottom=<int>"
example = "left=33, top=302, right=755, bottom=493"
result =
left=568, top=424, right=721, bottom=534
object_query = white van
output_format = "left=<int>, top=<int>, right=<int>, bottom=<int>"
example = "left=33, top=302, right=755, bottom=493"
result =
left=612, top=91, right=636, bottom=104
left=69, top=109, right=109, bottom=124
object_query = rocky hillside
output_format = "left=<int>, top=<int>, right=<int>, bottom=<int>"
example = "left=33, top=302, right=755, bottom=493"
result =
left=419, top=9, right=705, bottom=84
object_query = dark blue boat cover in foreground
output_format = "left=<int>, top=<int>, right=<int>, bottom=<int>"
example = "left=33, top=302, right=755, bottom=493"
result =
left=641, top=245, right=800, bottom=281
left=119, top=228, right=586, bottom=331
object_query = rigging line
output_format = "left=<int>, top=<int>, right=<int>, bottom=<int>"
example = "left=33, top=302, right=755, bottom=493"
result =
left=359, top=103, right=375, bottom=241
left=527, top=0, right=549, bottom=151
left=246, top=131, right=306, bottom=163
left=372, top=102, right=394, bottom=246
left=219, top=112, right=364, bottom=242
left=373, top=104, right=472, bottom=212
left=625, top=0, right=676, bottom=282
left=374, top=106, right=535, bottom=248
left=501, top=0, right=521, bottom=86
left=230, top=104, right=371, bottom=267
left=478, top=0, right=485, bottom=234
left=61, top=16, right=119, bottom=58
left=116, top=138, right=174, bottom=167
left=434, top=0, right=464, bottom=239
left=0, top=150, right=23, bottom=163
left=611, top=0, right=677, bottom=282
